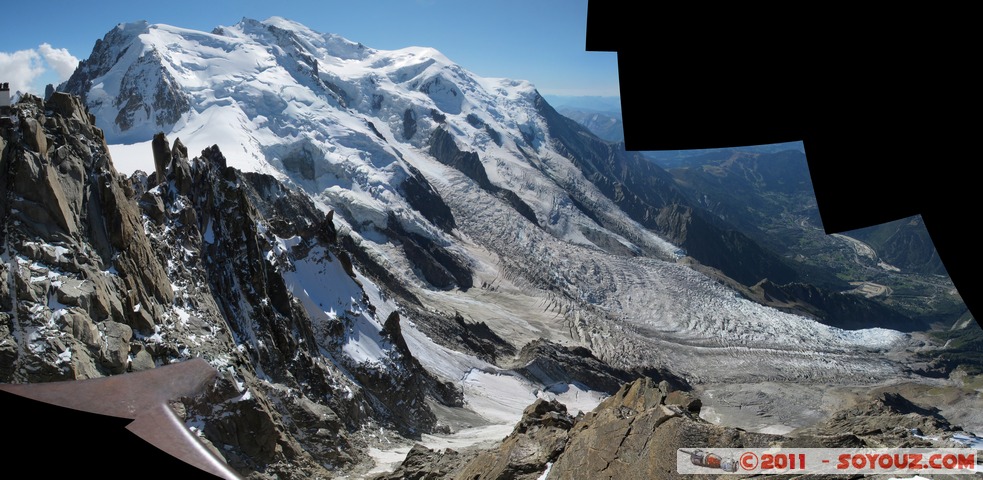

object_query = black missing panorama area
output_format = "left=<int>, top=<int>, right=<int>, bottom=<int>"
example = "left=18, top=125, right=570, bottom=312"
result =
left=586, top=3, right=979, bottom=327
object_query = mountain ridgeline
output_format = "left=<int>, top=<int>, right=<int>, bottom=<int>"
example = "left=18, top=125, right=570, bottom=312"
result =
left=55, top=17, right=838, bottom=302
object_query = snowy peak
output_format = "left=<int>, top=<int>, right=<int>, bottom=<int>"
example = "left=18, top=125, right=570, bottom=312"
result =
left=64, top=15, right=510, bottom=138
left=112, top=19, right=153, bottom=39
left=61, top=20, right=194, bottom=142
left=226, top=16, right=374, bottom=61
left=61, top=16, right=545, bottom=172
left=61, top=16, right=562, bottom=246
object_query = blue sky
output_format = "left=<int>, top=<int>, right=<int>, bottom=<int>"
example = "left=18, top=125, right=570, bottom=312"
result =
left=0, top=0, right=619, bottom=98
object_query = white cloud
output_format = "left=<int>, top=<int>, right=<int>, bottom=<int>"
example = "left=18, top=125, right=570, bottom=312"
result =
left=0, top=44, right=80, bottom=95
left=38, top=43, right=80, bottom=82
left=0, top=49, right=45, bottom=94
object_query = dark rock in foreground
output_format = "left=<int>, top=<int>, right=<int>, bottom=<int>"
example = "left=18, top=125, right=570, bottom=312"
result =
left=376, top=376, right=979, bottom=480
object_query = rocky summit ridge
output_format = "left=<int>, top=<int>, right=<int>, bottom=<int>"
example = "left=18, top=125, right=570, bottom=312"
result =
left=374, top=376, right=980, bottom=480
left=1, top=92, right=466, bottom=478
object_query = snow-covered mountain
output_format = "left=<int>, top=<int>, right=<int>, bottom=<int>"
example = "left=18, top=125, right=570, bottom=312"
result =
left=57, top=13, right=925, bottom=388
left=22, top=15, right=962, bottom=477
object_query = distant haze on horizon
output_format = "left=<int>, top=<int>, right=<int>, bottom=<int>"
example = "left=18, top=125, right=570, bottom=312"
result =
left=0, top=0, right=620, bottom=99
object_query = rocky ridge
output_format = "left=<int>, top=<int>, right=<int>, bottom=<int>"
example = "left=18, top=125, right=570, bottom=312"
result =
left=375, top=377, right=980, bottom=480
left=0, top=92, right=465, bottom=478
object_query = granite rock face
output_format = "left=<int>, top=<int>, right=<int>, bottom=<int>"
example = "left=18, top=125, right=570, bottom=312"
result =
left=1, top=91, right=173, bottom=381
left=376, top=377, right=978, bottom=480
left=514, top=338, right=690, bottom=395
left=0, top=93, right=462, bottom=479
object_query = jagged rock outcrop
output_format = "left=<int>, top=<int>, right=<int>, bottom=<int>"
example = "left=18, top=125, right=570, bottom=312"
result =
left=455, top=398, right=575, bottom=480
left=377, top=377, right=978, bottom=480
left=372, top=377, right=765, bottom=480
left=137, top=131, right=465, bottom=466
left=387, top=307, right=516, bottom=366
left=428, top=126, right=539, bottom=226
left=790, top=391, right=966, bottom=448
left=375, top=398, right=575, bottom=480
left=374, top=444, right=474, bottom=480
left=1, top=93, right=464, bottom=479
left=1, top=91, right=173, bottom=381
left=514, top=338, right=690, bottom=395
left=542, top=378, right=758, bottom=480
